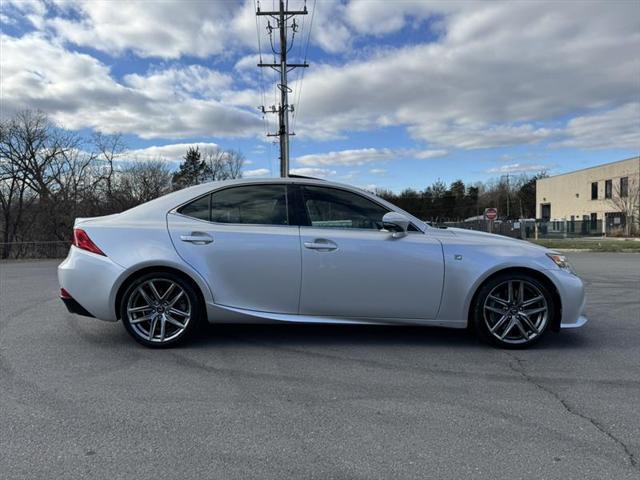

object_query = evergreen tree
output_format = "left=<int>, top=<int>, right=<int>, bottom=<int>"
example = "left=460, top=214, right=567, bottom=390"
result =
left=172, top=146, right=206, bottom=189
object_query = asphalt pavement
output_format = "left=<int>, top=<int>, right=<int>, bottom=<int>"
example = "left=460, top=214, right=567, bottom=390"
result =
left=1, top=253, right=639, bottom=480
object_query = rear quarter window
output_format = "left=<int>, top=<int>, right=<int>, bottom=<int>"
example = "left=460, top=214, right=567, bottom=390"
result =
left=178, top=185, right=289, bottom=225
left=178, top=194, right=210, bottom=221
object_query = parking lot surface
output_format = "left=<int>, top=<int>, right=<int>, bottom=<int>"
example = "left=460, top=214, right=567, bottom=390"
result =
left=1, top=253, right=639, bottom=479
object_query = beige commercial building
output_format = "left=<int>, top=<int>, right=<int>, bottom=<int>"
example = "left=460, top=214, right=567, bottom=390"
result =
left=536, top=157, right=640, bottom=234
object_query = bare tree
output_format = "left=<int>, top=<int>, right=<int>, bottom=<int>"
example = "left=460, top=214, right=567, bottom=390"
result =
left=0, top=153, right=34, bottom=256
left=117, top=160, right=172, bottom=207
left=93, top=132, right=125, bottom=199
left=224, top=149, right=244, bottom=180
left=202, top=147, right=244, bottom=182
left=0, top=110, right=251, bottom=257
left=0, top=111, right=80, bottom=200
left=607, top=176, right=640, bottom=236
left=0, top=111, right=118, bottom=247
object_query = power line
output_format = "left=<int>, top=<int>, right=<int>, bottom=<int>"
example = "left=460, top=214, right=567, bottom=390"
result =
left=253, top=0, right=269, bottom=140
left=256, top=0, right=308, bottom=177
left=289, top=4, right=307, bottom=134
left=291, top=0, right=316, bottom=136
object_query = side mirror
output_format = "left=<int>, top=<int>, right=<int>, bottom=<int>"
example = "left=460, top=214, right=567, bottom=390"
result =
left=382, top=212, right=410, bottom=238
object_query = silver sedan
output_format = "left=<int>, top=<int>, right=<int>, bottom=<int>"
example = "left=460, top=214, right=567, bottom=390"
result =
left=58, top=177, right=587, bottom=348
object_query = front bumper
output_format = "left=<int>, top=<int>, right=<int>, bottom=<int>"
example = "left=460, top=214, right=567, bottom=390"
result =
left=545, top=268, right=588, bottom=330
left=560, top=314, right=588, bottom=329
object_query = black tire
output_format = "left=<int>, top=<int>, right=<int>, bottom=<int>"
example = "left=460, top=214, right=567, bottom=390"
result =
left=472, top=272, right=555, bottom=349
left=120, top=271, right=203, bottom=348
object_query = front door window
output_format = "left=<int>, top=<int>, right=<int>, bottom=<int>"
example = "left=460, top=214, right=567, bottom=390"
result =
left=301, top=186, right=389, bottom=230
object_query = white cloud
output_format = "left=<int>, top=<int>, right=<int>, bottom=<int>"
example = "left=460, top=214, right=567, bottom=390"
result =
left=2, top=0, right=638, bottom=154
left=125, top=143, right=220, bottom=163
left=290, top=167, right=337, bottom=178
left=43, top=1, right=242, bottom=59
left=0, top=13, right=17, bottom=25
left=1, top=34, right=262, bottom=139
left=296, top=148, right=397, bottom=166
left=306, top=0, right=353, bottom=53
left=357, top=184, right=379, bottom=193
left=409, top=123, right=555, bottom=149
left=124, top=66, right=232, bottom=100
left=234, top=54, right=262, bottom=71
left=486, top=163, right=550, bottom=174
left=7, top=0, right=352, bottom=59
left=554, top=103, right=640, bottom=150
left=344, top=0, right=455, bottom=36
left=290, top=1, right=639, bottom=148
left=295, top=147, right=449, bottom=167
left=370, top=168, right=387, bottom=175
left=2, top=0, right=46, bottom=28
left=414, top=149, right=448, bottom=159
left=244, top=168, right=271, bottom=177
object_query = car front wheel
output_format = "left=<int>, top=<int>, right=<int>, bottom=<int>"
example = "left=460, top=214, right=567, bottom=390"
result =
left=120, top=272, right=202, bottom=348
left=472, top=273, right=555, bottom=348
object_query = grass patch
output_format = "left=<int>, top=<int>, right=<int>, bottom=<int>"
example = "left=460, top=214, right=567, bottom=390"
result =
left=529, top=239, right=640, bottom=252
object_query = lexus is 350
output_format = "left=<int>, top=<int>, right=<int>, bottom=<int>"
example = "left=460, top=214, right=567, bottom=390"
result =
left=58, top=177, right=587, bottom=348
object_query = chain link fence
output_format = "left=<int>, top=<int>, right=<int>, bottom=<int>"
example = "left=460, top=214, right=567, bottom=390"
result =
left=439, top=219, right=607, bottom=239
left=0, top=241, right=70, bottom=260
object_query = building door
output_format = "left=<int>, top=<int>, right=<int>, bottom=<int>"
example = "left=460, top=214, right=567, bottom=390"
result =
left=540, top=203, right=551, bottom=221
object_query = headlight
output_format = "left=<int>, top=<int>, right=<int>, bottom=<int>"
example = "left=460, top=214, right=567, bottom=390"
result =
left=546, top=253, right=577, bottom=275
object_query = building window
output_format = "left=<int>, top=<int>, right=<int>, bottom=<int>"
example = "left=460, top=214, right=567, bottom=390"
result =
left=620, top=176, right=628, bottom=197
left=591, top=181, right=598, bottom=200
left=605, top=179, right=612, bottom=199
left=590, top=213, right=597, bottom=230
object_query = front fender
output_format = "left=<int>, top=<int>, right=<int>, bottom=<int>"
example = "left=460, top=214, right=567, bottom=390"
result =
left=436, top=241, right=558, bottom=325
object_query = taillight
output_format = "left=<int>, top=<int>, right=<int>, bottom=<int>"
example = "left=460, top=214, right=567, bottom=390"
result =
left=73, top=228, right=106, bottom=256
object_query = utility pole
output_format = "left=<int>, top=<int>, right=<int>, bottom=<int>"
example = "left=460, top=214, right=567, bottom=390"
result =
left=257, top=1, right=308, bottom=177
left=504, top=173, right=511, bottom=219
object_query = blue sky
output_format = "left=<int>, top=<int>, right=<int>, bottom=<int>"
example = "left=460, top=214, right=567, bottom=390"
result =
left=2, top=0, right=639, bottom=192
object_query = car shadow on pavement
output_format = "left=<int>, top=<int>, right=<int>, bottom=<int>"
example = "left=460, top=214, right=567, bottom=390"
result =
left=63, top=306, right=591, bottom=351
left=184, top=322, right=591, bottom=351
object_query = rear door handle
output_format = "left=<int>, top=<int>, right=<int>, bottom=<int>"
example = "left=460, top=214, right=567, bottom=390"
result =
left=304, top=239, right=337, bottom=251
left=180, top=232, right=213, bottom=245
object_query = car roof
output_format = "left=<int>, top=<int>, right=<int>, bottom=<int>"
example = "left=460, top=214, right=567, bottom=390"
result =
left=116, top=176, right=428, bottom=231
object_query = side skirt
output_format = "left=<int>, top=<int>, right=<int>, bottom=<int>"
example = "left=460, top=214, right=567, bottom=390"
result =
left=204, top=302, right=467, bottom=328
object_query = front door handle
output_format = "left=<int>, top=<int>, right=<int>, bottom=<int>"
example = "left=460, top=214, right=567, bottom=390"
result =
left=180, top=232, right=214, bottom=245
left=304, top=239, right=337, bottom=251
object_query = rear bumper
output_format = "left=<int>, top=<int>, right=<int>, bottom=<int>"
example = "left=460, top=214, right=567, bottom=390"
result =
left=61, top=296, right=95, bottom=318
left=58, top=246, right=124, bottom=321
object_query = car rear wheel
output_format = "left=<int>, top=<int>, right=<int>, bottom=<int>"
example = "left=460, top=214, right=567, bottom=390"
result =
left=472, top=273, right=555, bottom=348
left=120, top=272, right=202, bottom=348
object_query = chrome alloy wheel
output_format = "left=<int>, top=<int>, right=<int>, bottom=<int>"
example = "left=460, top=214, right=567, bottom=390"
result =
left=126, top=279, right=191, bottom=343
left=483, top=279, right=549, bottom=345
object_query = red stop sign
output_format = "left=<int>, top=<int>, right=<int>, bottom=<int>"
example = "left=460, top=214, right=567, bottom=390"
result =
left=484, top=208, right=498, bottom=220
